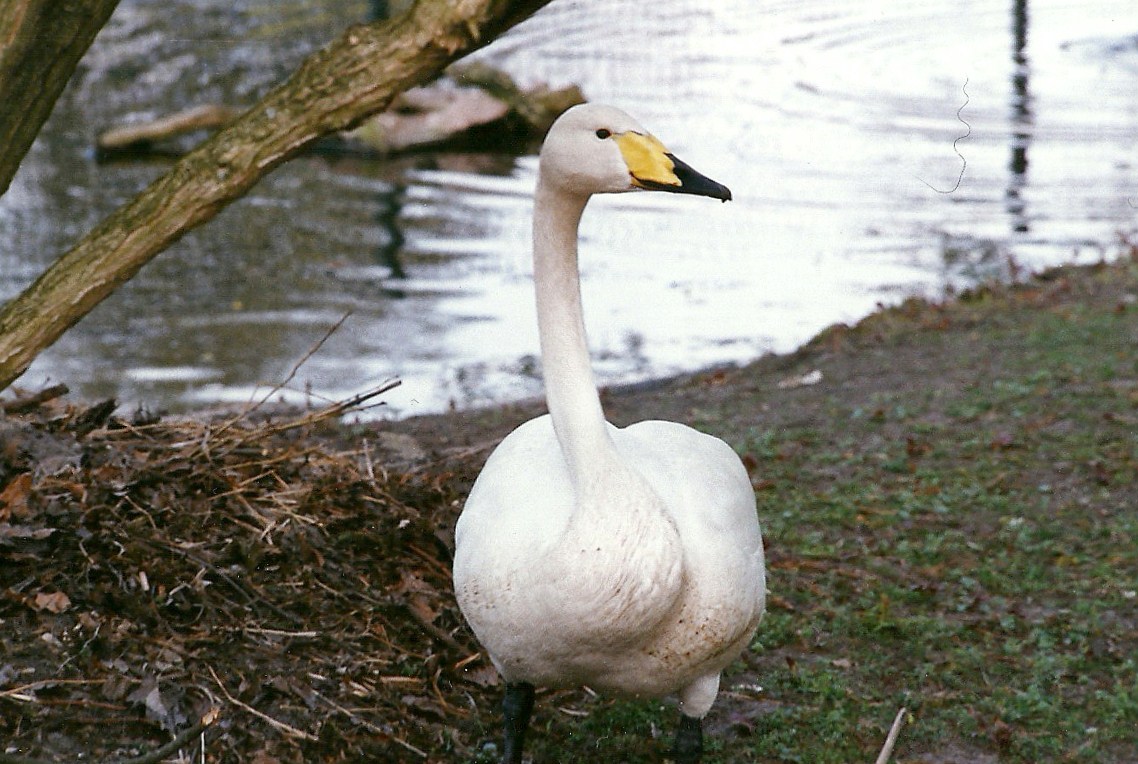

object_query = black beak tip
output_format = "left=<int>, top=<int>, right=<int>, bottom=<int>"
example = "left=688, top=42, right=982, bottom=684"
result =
left=667, top=154, right=732, bottom=202
left=699, top=179, right=731, bottom=202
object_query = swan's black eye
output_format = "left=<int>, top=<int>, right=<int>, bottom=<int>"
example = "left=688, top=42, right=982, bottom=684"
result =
left=595, top=129, right=612, bottom=139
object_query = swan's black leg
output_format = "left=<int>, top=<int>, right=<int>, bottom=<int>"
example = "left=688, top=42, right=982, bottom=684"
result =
left=502, top=682, right=535, bottom=764
left=667, top=713, right=703, bottom=763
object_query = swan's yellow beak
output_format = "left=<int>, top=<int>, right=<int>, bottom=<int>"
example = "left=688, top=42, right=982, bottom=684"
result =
left=615, top=132, right=732, bottom=202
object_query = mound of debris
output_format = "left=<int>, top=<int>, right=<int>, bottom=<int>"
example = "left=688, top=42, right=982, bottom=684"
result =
left=1, top=392, right=502, bottom=763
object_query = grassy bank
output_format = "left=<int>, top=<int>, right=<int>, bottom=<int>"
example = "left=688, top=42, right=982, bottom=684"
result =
left=2, top=252, right=1137, bottom=762
left=732, top=267, right=1138, bottom=763
left=410, top=253, right=1138, bottom=762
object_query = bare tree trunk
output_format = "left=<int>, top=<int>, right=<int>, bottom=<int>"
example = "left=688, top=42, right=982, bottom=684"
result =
left=0, top=0, right=121, bottom=197
left=0, top=0, right=553, bottom=392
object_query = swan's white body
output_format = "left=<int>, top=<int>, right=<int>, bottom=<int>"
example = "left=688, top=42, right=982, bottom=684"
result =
left=452, top=104, right=765, bottom=730
left=456, top=416, right=764, bottom=713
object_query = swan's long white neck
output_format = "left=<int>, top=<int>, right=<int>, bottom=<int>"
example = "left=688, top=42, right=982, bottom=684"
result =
left=532, top=177, right=616, bottom=483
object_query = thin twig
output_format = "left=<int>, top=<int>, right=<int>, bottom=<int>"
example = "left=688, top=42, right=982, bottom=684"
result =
left=258, top=310, right=353, bottom=407
left=212, top=312, right=353, bottom=439
left=874, top=706, right=908, bottom=764
left=394, top=599, right=465, bottom=652
left=0, top=709, right=218, bottom=764
left=313, top=690, right=428, bottom=758
left=208, top=665, right=318, bottom=741
left=255, top=378, right=401, bottom=438
left=0, top=678, right=99, bottom=701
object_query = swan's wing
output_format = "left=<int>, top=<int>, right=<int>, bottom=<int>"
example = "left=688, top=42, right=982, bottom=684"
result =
left=615, top=419, right=765, bottom=606
left=455, top=414, right=573, bottom=558
left=616, top=420, right=759, bottom=537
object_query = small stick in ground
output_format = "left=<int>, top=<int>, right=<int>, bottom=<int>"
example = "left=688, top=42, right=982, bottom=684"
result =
left=874, top=706, right=908, bottom=764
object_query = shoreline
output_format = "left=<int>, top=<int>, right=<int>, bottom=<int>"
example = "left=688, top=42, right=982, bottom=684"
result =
left=379, top=249, right=1138, bottom=461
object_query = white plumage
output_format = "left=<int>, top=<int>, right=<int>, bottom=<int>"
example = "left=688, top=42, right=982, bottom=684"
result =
left=452, top=104, right=765, bottom=764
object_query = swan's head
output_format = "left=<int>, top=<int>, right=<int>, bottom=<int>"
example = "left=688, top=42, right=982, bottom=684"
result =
left=538, top=104, right=732, bottom=202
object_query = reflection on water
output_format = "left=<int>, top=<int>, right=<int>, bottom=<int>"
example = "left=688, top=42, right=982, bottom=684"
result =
left=1, top=0, right=1136, bottom=417
left=1007, top=0, right=1033, bottom=234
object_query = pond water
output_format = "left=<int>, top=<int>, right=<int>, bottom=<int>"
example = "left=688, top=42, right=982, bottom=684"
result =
left=1, top=0, right=1136, bottom=417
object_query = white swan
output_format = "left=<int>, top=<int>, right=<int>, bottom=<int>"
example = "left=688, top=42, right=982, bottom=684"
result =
left=452, top=103, right=766, bottom=764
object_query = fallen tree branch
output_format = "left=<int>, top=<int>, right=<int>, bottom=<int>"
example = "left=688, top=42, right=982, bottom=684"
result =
left=0, top=383, right=69, bottom=413
left=95, top=68, right=584, bottom=158
left=96, top=103, right=242, bottom=155
left=0, top=0, right=554, bottom=392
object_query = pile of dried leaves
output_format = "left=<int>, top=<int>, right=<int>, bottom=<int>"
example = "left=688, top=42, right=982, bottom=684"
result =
left=0, top=390, right=501, bottom=763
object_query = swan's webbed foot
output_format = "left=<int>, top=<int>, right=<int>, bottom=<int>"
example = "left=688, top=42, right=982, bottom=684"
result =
left=502, top=682, right=535, bottom=764
left=666, top=713, right=703, bottom=763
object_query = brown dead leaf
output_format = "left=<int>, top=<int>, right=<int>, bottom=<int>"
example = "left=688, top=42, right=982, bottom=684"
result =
left=457, top=662, right=501, bottom=688
left=767, top=594, right=796, bottom=612
left=32, top=591, right=71, bottom=614
left=127, top=677, right=171, bottom=728
left=0, top=473, right=33, bottom=518
left=409, top=594, right=440, bottom=625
